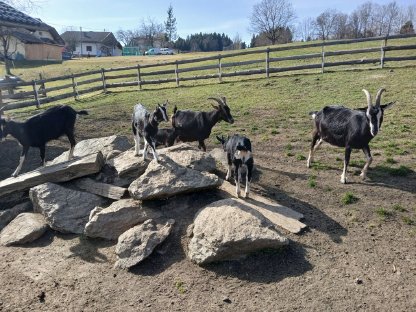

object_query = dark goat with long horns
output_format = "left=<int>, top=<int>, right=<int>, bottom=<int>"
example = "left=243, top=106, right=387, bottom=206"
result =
left=0, top=105, right=88, bottom=177
left=307, top=88, right=395, bottom=183
left=171, top=96, right=234, bottom=151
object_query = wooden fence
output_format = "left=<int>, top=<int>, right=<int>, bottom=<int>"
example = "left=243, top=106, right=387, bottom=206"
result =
left=1, top=33, right=415, bottom=113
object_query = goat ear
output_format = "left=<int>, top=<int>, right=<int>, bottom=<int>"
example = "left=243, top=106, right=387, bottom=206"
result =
left=216, top=135, right=223, bottom=143
left=164, top=100, right=169, bottom=107
left=211, top=103, right=220, bottom=110
left=381, top=101, right=396, bottom=111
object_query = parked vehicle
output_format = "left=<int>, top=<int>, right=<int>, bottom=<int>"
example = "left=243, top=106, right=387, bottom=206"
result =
left=160, top=48, right=174, bottom=55
left=145, top=48, right=161, bottom=55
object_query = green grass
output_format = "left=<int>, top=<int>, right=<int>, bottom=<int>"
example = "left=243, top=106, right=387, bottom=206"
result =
left=342, top=192, right=359, bottom=205
left=402, top=216, right=415, bottom=225
left=375, top=207, right=394, bottom=220
left=308, top=175, right=317, bottom=188
left=393, top=204, right=406, bottom=212
left=175, top=281, right=186, bottom=294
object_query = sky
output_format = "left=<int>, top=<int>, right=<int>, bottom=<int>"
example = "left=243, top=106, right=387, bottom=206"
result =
left=31, top=0, right=415, bottom=44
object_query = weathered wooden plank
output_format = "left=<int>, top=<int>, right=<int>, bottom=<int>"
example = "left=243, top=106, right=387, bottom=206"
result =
left=0, top=152, right=105, bottom=198
left=217, top=180, right=306, bottom=234
left=72, top=177, right=127, bottom=200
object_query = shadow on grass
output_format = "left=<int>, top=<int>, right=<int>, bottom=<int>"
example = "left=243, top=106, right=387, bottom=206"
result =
left=67, top=234, right=114, bottom=263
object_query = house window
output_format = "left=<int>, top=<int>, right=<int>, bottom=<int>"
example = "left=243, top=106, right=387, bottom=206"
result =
left=38, top=31, right=43, bottom=36
left=86, top=46, right=92, bottom=52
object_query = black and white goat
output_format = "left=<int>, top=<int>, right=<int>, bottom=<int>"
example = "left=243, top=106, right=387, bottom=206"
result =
left=132, top=101, right=169, bottom=162
left=307, top=88, right=395, bottom=183
left=217, top=134, right=254, bottom=198
left=172, top=97, right=234, bottom=151
left=0, top=105, right=88, bottom=177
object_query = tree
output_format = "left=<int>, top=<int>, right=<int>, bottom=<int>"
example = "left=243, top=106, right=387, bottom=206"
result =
left=314, top=9, right=338, bottom=40
left=249, top=0, right=295, bottom=45
left=139, top=17, right=165, bottom=47
left=3, top=0, right=37, bottom=12
left=297, top=17, right=315, bottom=41
left=400, top=20, right=414, bottom=34
left=116, top=29, right=138, bottom=46
left=165, top=4, right=177, bottom=43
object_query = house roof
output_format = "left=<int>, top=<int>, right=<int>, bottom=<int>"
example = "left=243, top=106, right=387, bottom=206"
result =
left=61, top=31, right=122, bottom=49
left=0, top=1, right=65, bottom=46
left=0, top=1, right=44, bottom=28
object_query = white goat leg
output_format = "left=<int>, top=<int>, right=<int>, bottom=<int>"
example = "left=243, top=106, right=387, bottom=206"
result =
left=143, top=141, right=149, bottom=161
left=225, top=165, right=232, bottom=180
left=244, top=173, right=250, bottom=198
left=360, top=157, right=373, bottom=180
left=12, top=155, right=25, bottom=177
left=307, top=139, right=323, bottom=168
left=235, top=168, right=241, bottom=197
left=150, top=142, right=159, bottom=162
left=68, top=146, right=74, bottom=160
left=340, top=160, right=348, bottom=184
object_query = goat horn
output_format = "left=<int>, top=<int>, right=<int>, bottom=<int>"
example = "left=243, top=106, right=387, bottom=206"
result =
left=362, top=89, right=372, bottom=108
left=208, top=97, right=223, bottom=106
left=375, top=88, right=385, bottom=107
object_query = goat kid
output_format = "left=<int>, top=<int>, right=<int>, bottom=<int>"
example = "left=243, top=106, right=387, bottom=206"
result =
left=172, top=97, right=234, bottom=152
left=154, top=128, right=178, bottom=147
left=217, top=134, right=254, bottom=198
left=307, top=88, right=395, bottom=183
left=132, top=101, right=169, bottom=162
left=0, top=105, right=88, bottom=177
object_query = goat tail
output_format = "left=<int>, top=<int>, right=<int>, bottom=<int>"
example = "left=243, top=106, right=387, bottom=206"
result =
left=309, top=111, right=318, bottom=119
left=76, top=110, right=89, bottom=116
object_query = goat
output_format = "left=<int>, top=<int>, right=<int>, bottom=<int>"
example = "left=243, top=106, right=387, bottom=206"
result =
left=154, top=128, right=178, bottom=147
left=132, top=101, right=168, bottom=162
left=171, top=97, right=234, bottom=152
left=307, top=88, right=395, bottom=183
left=217, top=134, right=254, bottom=198
left=0, top=105, right=88, bottom=177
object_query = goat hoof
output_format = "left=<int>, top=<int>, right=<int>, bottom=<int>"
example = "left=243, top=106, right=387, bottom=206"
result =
left=340, top=178, right=347, bottom=184
left=11, top=173, right=18, bottom=178
left=244, top=192, right=249, bottom=199
left=360, top=172, right=367, bottom=180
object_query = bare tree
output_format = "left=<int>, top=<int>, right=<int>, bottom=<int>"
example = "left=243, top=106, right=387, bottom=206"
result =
left=0, top=27, right=20, bottom=74
left=249, top=0, right=296, bottom=45
left=297, top=17, right=315, bottom=41
left=3, top=0, right=38, bottom=12
left=314, top=9, right=338, bottom=40
left=116, top=29, right=138, bottom=46
left=139, top=17, right=165, bottom=47
left=333, top=13, right=349, bottom=39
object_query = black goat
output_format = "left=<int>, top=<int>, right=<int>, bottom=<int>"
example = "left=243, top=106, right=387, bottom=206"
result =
left=171, top=97, right=234, bottom=151
left=0, top=105, right=88, bottom=177
left=217, top=134, right=254, bottom=198
left=154, top=128, right=178, bottom=147
left=132, top=101, right=168, bottom=162
left=307, top=88, right=395, bottom=183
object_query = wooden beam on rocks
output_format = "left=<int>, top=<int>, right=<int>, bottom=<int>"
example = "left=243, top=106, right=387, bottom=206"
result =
left=72, top=177, right=127, bottom=200
left=217, top=180, right=307, bottom=234
left=0, top=152, right=104, bottom=198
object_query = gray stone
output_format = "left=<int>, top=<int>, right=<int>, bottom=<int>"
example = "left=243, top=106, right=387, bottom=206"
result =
left=106, top=148, right=148, bottom=179
left=188, top=198, right=289, bottom=264
left=30, top=182, right=107, bottom=234
left=84, top=199, right=162, bottom=240
left=48, top=135, right=131, bottom=165
left=128, top=155, right=220, bottom=200
left=209, top=147, right=229, bottom=169
left=115, top=219, right=175, bottom=269
left=160, top=143, right=217, bottom=172
left=0, top=201, right=32, bottom=231
left=0, top=213, right=48, bottom=246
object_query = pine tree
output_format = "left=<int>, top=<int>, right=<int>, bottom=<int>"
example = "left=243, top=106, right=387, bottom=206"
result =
left=165, top=4, right=177, bottom=43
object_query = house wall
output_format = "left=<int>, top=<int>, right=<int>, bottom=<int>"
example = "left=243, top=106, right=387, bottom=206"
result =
left=73, top=42, right=121, bottom=56
left=34, top=30, right=54, bottom=40
left=0, top=37, right=26, bottom=60
left=25, top=44, right=63, bottom=60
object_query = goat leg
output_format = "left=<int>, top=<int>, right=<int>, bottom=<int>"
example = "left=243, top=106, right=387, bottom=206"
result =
left=142, top=140, right=149, bottom=161
left=360, top=145, right=372, bottom=180
left=234, top=165, right=241, bottom=197
left=340, top=147, right=352, bottom=184
left=149, top=141, right=159, bottom=163
left=12, top=146, right=29, bottom=177
left=307, top=131, right=321, bottom=168
left=39, top=145, right=46, bottom=167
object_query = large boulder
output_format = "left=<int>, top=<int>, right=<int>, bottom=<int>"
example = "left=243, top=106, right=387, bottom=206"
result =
left=128, top=155, right=220, bottom=200
left=188, top=198, right=289, bottom=264
left=30, top=182, right=107, bottom=234
left=115, top=219, right=175, bottom=269
left=0, top=201, right=32, bottom=231
left=48, top=135, right=131, bottom=165
left=84, top=199, right=162, bottom=240
left=209, top=147, right=228, bottom=169
left=106, top=148, right=148, bottom=180
left=0, top=213, right=48, bottom=246
left=160, top=143, right=217, bottom=172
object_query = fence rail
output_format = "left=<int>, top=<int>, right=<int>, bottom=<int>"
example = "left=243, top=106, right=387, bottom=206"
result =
left=1, top=33, right=415, bottom=113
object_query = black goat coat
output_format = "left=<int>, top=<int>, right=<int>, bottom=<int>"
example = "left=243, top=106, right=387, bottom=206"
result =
left=172, top=110, right=218, bottom=142
left=314, top=106, right=374, bottom=149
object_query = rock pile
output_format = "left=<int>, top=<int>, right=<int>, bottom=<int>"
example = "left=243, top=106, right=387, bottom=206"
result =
left=0, top=136, right=306, bottom=269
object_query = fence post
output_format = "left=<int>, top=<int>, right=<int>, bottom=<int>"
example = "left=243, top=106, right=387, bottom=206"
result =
left=100, top=68, right=107, bottom=93
left=32, top=80, right=40, bottom=108
left=0, top=89, right=3, bottom=106
left=321, top=44, right=325, bottom=74
left=175, top=61, right=179, bottom=87
left=380, top=36, right=388, bottom=69
left=137, top=64, right=142, bottom=90
left=266, top=48, right=270, bottom=78
left=218, top=55, right=222, bottom=83
left=71, top=74, right=79, bottom=100
left=39, top=73, right=47, bottom=97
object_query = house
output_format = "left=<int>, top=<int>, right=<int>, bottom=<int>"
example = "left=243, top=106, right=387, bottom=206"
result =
left=60, top=31, right=122, bottom=57
left=123, top=36, right=165, bottom=56
left=0, top=1, right=65, bottom=61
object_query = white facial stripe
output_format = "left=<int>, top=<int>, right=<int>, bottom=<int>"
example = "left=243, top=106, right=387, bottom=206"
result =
left=367, top=110, right=376, bottom=136
left=160, top=107, right=168, bottom=121
left=377, top=110, right=382, bottom=130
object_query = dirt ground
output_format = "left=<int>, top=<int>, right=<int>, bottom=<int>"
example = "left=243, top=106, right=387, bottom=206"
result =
left=0, top=124, right=415, bottom=312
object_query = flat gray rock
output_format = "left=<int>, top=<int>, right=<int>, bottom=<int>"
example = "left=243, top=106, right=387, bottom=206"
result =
left=0, top=212, right=48, bottom=246
left=48, top=135, right=131, bottom=165
left=30, top=182, right=107, bottom=234
left=115, top=219, right=175, bottom=269
left=128, top=155, right=220, bottom=200
left=188, top=198, right=289, bottom=264
left=106, top=148, right=148, bottom=179
left=0, top=201, right=32, bottom=231
left=84, top=199, right=162, bottom=240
